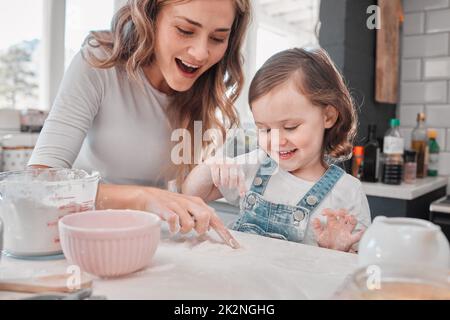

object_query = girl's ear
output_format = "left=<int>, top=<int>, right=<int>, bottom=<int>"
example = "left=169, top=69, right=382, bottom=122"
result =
left=323, top=105, right=339, bottom=129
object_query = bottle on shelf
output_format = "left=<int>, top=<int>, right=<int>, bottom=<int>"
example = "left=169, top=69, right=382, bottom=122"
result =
left=352, top=146, right=364, bottom=179
left=427, top=130, right=440, bottom=177
left=362, top=124, right=380, bottom=182
left=411, top=112, right=429, bottom=178
left=403, top=150, right=417, bottom=184
left=381, top=118, right=404, bottom=185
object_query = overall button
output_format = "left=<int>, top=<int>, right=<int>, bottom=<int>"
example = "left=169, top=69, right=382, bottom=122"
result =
left=306, top=195, right=318, bottom=206
left=293, top=210, right=305, bottom=222
left=247, top=194, right=257, bottom=206
left=253, top=177, right=263, bottom=186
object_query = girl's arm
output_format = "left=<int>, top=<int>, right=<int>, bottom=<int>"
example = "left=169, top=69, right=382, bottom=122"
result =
left=181, top=163, right=223, bottom=203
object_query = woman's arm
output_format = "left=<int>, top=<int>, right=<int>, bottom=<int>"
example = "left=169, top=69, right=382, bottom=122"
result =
left=29, top=165, right=239, bottom=249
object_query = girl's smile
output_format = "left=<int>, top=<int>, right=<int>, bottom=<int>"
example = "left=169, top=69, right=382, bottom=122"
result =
left=252, top=79, right=338, bottom=181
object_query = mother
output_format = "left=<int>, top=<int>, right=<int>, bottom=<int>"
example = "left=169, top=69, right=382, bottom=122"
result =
left=29, top=0, right=251, bottom=248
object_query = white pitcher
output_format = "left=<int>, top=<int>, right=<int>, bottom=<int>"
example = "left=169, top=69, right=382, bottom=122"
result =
left=358, top=216, right=450, bottom=269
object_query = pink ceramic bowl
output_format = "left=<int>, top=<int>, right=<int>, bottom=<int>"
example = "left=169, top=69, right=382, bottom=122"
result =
left=59, top=210, right=161, bottom=278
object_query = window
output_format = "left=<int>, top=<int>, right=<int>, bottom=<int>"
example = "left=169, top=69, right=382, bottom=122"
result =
left=65, top=0, right=115, bottom=69
left=0, top=0, right=43, bottom=110
left=256, top=26, right=294, bottom=70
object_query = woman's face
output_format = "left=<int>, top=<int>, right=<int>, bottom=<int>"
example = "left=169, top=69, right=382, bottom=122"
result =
left=150, top=0, right=236, bottom=93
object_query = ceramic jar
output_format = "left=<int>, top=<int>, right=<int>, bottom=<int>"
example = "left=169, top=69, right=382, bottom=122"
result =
left=358, top=216, right=450, bottom=269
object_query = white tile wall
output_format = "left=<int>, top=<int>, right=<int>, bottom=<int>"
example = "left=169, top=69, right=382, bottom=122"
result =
left=400, top=128, right=413, bottom=150
left=401, top=81, right=448, bottom=103
left=403, top=0, right=449, bottom=13
left=424, top=57, right=450, bottom=79
left=399, top=104, right=425, bottom=126
left=426, top=9, right=450, bottom=33
left=404, top=13, right=425, bottom=35
left=400, top=0, right=450, bottom=190
left=447, top=129, right=450, bottom=151
left=426, top=105, right=450, bottom=127
left=403, top=34, right=449, bottom=58
left=438, top=152, right=450, bottom=175
left=402, top=59, right=422, bottom=80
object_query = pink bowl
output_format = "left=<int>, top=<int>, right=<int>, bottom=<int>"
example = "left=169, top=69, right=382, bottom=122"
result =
left=59, top=210, right=161, bottom=278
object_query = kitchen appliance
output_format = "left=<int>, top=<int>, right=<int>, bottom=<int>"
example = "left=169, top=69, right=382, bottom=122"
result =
left=0, top=168, right=100, bottom=258
left=430, top=196, right=450, bottom=241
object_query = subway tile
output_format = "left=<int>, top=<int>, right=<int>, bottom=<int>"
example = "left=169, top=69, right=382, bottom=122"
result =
left=447, top=129, right=450, bottom=151
left=404, top=12, right=425, bottom=35
left=401, top=81, right=447, bottom=103
left=402, top=59, right=422, bottom=80
left=399, top=104, right=425, bottom=127
left=447, top=177, right=450, bottom=195
left=403, top=34, right=448, bottom=58
left=403, top=0, right=449, bottom=13
left=400, top=127, right=413, bottom=150
left=424, top=57, right=450, bottom=79
left=438, top=152, right=450, bottom=175
left=427, top=9, right=450, bottom=33
left=426, top=105, right=450, bottom=127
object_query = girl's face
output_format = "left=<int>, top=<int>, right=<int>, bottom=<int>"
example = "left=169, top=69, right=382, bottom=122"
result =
left=251, top=80, right=338, bottom=177
left=148, top=0, right=236, bottom=93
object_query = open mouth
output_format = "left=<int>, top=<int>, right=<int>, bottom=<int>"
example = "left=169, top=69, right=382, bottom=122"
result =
left=278, top=149, right=298, bottom=160
left=175, top=58, right=201, bottom=75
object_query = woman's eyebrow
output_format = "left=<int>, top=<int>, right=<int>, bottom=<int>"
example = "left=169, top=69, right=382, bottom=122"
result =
left=175, top=16, right=231, bottom=32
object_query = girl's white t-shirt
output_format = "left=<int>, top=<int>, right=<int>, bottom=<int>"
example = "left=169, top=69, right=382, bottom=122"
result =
left=218, top=149, right=372, bottom=246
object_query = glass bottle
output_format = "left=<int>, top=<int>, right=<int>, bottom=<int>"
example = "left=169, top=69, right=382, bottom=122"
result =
left=352, top=146, right=364, bottom=179
left=403, top=150, right=417, bottom=184
left=382, top=119, right=404, bottom=185
left=362, top=125, right=380, bottom=182
left=428, top=130, right=440, bottom=177
left=411, top=113, right=429, bottom=178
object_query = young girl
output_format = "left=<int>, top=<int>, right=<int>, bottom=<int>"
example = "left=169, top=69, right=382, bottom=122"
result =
left=182, top=48, right=371, bottom=253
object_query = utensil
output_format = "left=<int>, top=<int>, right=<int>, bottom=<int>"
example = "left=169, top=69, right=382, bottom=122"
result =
left=0, top=272, right=93, bottom=294
left=59, top=210, right=161, bottom=278
left=0, top=168, right=100, bottom=258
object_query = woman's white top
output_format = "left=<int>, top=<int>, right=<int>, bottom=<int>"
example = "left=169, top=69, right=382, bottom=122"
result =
left=29, top=48, right=175, bottom=187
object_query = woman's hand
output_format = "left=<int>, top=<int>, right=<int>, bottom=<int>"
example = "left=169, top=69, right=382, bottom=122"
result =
left=96, top=184, right=240, bottom=249
left=312, top=208, right=365, bottom=253
left=208, top=157, right=247, bottom=197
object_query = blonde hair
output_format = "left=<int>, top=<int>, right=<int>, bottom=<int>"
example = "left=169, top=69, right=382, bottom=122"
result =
left=249, top=48, right=357, bottom=161
left=84, top=0, right=251, bottom=182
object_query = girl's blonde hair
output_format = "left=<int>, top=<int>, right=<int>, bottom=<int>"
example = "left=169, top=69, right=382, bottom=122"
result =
left=84, top=0, right=251, bottom=181
left=249, top=48, right=357, bottom=161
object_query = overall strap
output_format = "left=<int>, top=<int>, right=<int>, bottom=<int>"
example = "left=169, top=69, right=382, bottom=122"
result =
left=249, top=155, right=278, bottom=196
left=296, top=164, right=345, bottom=214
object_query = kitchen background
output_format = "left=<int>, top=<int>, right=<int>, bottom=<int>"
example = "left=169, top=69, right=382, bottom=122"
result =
left=0, top=0, right=449, bottom=220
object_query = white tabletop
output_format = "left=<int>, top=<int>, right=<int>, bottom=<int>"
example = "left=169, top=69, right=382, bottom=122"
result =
left=0, top=228, right=358, bottom=300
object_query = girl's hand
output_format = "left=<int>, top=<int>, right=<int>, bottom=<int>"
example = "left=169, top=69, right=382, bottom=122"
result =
left=207, top=157, right=247, bottom=197
left=312, top=208, right=365, bottom=253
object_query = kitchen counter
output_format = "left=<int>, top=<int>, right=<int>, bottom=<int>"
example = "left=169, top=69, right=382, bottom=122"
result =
left=361, top=177, right=448, bottom=200
left=362, top=177, right=448, bottom=220
left=0, top=227, right=358, bottom=300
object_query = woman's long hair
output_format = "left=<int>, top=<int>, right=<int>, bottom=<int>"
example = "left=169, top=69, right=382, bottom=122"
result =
left=84, top=0, right=251, bottom=183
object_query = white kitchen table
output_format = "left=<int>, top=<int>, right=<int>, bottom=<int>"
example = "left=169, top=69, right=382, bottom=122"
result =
left=0, top=227, right=358, bottom=300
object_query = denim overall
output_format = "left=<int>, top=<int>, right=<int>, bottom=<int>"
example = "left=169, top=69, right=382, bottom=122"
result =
left=232, top=157, right=345, bottom=243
